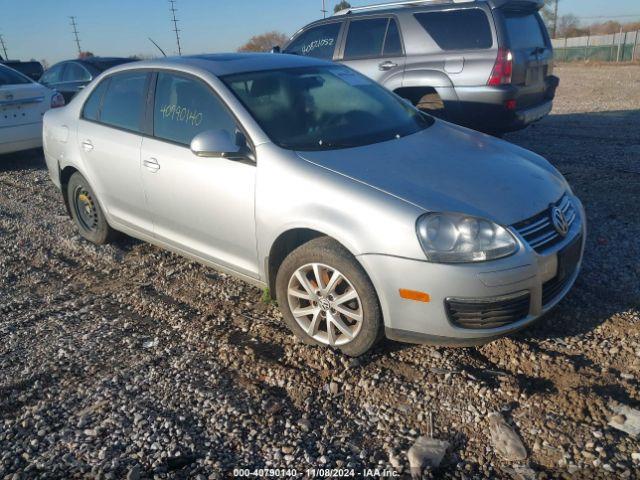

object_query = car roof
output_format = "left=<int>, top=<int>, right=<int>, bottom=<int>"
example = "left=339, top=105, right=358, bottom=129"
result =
left=321, top=0, right=541, bottom=19
left=109, top=53, right=328, bottom=77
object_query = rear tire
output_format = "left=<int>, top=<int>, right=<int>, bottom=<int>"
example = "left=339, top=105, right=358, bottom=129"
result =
left=275, top=237, right=382, bottom=357
left=67, top=172, right=117, bottom=245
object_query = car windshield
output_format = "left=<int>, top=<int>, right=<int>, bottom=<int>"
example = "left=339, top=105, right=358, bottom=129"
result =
left=0, top=64, right=32, bottom=86
left=221, top=66, right=433, bottom=151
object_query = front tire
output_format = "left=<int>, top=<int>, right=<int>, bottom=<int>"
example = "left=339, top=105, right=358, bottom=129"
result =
left=67, top=172, right=117, bottom=245
left=275, top=237, right=382, bottom=357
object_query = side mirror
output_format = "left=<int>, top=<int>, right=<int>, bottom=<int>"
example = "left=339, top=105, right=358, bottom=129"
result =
left=190, top=129, right=253, bottom=162
left=271, top=45, right=281, bottom=54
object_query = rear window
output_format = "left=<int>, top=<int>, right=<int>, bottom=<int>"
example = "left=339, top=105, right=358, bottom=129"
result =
left=504, top=13, right=546, bottom=49
left=414, top=9, right=493, bottom=50
left=0, top=64, right=32, bottom=86
left=285, top=22, right=342, bottom=60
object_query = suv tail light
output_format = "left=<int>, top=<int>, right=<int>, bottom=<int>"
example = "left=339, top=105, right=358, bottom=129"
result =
left=51, top=92, right=65, bottom=109
left=488, top=48, right=513, bottom=86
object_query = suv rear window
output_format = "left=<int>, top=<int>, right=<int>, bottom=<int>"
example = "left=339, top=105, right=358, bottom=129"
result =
left=414, top=9, right=493, bottom=50
left=285, top=23, right=341, bottom=60
left=504, top=13, right=546, bottom=49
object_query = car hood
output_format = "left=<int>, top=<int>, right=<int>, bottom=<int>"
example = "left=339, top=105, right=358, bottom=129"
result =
left=296, top=121, right=567, bottom=226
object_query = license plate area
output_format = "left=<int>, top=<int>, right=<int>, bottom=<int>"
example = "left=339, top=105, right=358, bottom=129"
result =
left=557, top=235, right=582, bottom=281
left=525, top=67, right=543, bottom=86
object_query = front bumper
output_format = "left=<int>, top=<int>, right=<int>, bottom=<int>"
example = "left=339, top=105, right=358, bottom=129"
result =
left=358, top=196, right=586, bottom=345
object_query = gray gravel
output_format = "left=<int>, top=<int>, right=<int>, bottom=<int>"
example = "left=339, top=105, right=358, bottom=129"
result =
left=1, top=64, right=639, bottom=479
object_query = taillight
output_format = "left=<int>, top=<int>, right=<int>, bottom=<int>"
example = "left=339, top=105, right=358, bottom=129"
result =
left=51, top=92, right=65, bottom=109
left=488, top=48, right=513, bottom=86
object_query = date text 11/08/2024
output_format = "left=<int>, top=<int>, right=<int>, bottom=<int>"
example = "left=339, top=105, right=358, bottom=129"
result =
left=232, top=468, right=401, bottom=477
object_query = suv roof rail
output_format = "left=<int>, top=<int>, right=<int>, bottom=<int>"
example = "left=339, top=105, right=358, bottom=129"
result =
left=333, top=0, right=475, bottom=16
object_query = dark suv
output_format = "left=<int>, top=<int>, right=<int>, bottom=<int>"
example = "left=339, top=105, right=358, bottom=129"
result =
left=284, top=0, right=558, bottom=134
left=39, top=57, right=135, bottom=103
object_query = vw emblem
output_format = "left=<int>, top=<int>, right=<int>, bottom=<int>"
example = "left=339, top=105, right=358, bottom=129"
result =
left=551, top=206, right=569, bottom=237
left=319, top=298, right=331, bottom=311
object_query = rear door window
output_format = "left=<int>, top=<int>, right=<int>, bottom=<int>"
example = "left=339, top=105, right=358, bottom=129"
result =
left=285, top=22, right=342, bottom=59
left=63, top=62, right=91, bottom=82
left=384, top=19, right=403, bottom=56
left=99, top=71, right=148, bottom=133
left=40, top=63, right=65, bottom=85
left=153, top=72, right=237, bottom=146
left=82, top=79, right=111, bottom=121
left=504, top=13, right=546, bottom=49
left=344, top=18, right=388, bottom=59
left=414, top=9, right=493, bottom=50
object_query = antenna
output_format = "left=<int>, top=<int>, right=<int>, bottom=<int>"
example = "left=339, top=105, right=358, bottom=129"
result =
left=169, top=0, right=182, bottom=56
left=321, top=0, right=328, bottom=18
left=148, top=37, right=167, bottom=57
left=0, top=34, right=8, bottom=60
left=69, top=16, right=82, bottom=56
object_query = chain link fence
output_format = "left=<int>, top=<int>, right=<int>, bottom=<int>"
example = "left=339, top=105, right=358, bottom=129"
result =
left=551, top=30, right=640, bottom=62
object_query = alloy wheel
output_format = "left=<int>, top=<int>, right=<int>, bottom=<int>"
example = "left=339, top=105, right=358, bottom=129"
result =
left=287, top=262, right=363, bottom=347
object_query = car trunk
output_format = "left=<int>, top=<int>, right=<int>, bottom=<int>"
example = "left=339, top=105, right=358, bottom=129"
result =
left=0, top=83, right=49, bottom=128
left=498, top=5, right=554, bottom=109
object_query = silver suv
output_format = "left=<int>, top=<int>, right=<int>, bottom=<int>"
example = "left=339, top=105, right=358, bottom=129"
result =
left=284, top=0, right=559, bottom=135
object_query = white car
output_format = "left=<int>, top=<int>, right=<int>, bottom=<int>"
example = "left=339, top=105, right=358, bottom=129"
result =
left=0, top=63, right=64, bottom=155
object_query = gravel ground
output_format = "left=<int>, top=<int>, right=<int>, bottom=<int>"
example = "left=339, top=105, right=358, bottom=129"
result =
left=1, top=64, right=639, bottom=479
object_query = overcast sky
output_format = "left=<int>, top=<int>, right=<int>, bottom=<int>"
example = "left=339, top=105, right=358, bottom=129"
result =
left=1, top=0, right=639, bottom=64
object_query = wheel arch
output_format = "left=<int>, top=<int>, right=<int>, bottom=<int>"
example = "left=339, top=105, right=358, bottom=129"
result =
left=266, top=227, right=362, bottom=295
left=59, top=165, right=80, bottom=216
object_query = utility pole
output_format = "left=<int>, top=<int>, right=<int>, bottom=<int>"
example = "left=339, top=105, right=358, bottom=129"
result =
left=0, top=34, right=8, bottom=60
left=552, top=0, right=559, bottom=38
left=169, top=0, right=182, bottom=56
left=321, top=0, right=327, bottom=18
left=69, top=16, right=82, bottom=56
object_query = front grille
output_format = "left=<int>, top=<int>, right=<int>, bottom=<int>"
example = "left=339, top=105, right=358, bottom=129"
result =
left=512, top=194, right=578, bottom=253
left=446, top=292, right=530, bottom=330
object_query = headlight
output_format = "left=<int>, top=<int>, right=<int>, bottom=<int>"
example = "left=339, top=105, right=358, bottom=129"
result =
left=416, top=213, right=518, bottom=263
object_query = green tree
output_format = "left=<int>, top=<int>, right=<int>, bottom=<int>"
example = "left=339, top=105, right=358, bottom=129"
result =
left=334, top=1, right=351, bottom=13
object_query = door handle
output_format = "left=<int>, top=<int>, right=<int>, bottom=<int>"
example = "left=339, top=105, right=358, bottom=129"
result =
left=143, top=157, right=160, bottom=173
left=379, top=61, right=398, bottom=71
left=81, top=140, right=93, bottom=152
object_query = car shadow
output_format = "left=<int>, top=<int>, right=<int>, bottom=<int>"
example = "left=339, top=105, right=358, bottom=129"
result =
left=0, top=148, right=47, bottom=172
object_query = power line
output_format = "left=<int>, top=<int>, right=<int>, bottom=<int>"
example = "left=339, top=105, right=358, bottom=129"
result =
left=0, top=34, right=8, bottom=60
left=69, top=16, right=82, bottom=56
left=169, top=0, right=182, bottom=56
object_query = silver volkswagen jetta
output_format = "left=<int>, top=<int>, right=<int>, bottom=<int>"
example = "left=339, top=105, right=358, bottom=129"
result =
left=43, top=53, right=585, bottom=356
